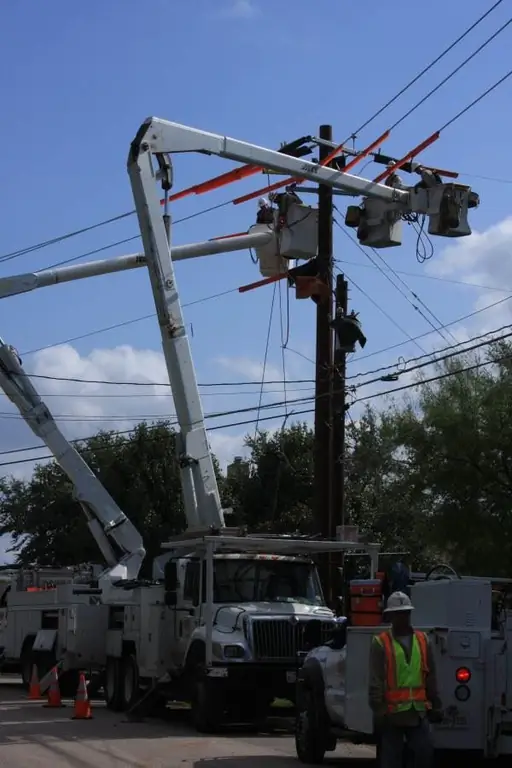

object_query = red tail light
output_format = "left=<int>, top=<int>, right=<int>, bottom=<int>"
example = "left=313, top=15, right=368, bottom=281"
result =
left=455, top=666, right=471, bottom=684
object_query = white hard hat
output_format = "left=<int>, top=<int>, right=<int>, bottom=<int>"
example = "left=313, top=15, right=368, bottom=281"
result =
left=384, top=591, right=414, bottom=614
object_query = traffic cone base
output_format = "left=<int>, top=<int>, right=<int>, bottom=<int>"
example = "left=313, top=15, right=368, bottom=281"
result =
left=28, top=664, right=42, bottom=700
left=72, top=672, right=93, bottom=720
left=45, top=666, right=65, bottom=708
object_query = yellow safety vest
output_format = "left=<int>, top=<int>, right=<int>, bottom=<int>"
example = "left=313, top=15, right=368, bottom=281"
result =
left=375, top=630, right=430, bottom=714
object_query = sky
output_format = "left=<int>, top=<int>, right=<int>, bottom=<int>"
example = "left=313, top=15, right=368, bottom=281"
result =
left=0, top=0, right=512, bottom=562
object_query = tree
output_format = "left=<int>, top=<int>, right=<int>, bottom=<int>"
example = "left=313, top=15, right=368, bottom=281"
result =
left=390, top=342, right=512, bottom=576
left=225, top=423, right=315, bottom=533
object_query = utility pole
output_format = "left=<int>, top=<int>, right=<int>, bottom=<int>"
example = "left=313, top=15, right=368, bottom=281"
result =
left=314, top=125, right=334, bottom=599
left=331, top=273, right=348, bottom=535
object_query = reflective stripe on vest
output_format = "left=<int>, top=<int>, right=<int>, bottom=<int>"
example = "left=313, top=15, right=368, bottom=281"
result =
left=376, top=630, right=430, bottom=714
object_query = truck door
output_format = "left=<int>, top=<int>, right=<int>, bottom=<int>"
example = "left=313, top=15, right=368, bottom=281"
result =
left=171, top=560, right=201, bottom=665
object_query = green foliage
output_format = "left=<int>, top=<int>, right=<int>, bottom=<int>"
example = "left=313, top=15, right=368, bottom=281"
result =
left=2, top=344, right=512, bottom=576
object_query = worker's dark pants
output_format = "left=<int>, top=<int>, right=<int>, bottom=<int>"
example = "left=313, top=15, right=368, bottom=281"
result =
left=379, top=718, right=433, bottom=768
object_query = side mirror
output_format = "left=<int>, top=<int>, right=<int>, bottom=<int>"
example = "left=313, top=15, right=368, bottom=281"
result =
left=164, top=561, right=178, bottom=606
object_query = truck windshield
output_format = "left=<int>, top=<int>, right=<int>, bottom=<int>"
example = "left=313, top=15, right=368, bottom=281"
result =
left=213, top=559, right=324, bottom=605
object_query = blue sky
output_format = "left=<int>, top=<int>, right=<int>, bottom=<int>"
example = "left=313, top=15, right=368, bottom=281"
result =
left=0, top=0, right=512, bottom=488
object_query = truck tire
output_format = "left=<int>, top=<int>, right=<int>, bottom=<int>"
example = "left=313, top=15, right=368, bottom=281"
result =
left=104, top=657, right=124, bottom=711
left=121, top=653, right=140, bottom=711
left=295, top=689, right=327, bottom=764
left=20, top=646, right=34, bottom=691
left=191, top=666, right=223, bottom=734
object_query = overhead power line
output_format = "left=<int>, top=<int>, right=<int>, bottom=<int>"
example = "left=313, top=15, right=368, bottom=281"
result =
left=2, top=347, right=511, bottom=469
left=387, top=15, right=512, bottom=133
left=1, top=1, right=508, bottom=274
left=2, top=327, right=511, bottom=426
left=341, top=0, right=504, bottom=141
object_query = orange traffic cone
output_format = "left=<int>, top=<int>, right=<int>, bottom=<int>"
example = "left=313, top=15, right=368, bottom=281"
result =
left=72, top=672, right=93, bottom=720
left=44, top=666, right=64, bottom=708
left=28, top=664, right=42, bottom=700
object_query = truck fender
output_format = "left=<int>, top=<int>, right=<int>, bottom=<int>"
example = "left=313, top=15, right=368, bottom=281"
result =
left=297, top=656, right=325, bottom=700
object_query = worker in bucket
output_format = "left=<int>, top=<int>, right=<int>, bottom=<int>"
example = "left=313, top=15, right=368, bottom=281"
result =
left=368, top=591, right=443, bottom=768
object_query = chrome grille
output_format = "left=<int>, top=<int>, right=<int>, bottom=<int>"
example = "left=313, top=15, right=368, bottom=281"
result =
left=249, top=617, right=335, bottom=661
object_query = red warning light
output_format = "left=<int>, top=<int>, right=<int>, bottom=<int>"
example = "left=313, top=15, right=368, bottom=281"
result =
left=455, top=667, right=471, bottom=684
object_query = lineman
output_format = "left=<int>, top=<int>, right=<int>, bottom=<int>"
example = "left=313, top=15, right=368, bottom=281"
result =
left=368, top=591, right=443, bottom=768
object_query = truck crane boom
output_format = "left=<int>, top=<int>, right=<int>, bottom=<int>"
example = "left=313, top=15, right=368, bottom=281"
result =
left=0, top=340, right=145, bottom=593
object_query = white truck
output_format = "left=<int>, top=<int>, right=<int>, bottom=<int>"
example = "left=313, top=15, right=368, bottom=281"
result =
left=0, top=117, right=479, bottom=727
left=295, top=568, right=512, bottom=761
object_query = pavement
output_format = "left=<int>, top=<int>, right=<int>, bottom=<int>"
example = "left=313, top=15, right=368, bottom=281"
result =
left=0, top=676, right=376, bottom=768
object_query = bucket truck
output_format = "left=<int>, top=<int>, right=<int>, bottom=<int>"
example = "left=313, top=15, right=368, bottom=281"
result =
left=0, top=117, right=480, bottom=729
left=0, top=339, right=146, bottom=693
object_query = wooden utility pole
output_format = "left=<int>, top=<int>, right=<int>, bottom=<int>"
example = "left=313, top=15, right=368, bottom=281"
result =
left=331, top=273, right=348, bottom=533
left=314, top=125, right=334, bottom=596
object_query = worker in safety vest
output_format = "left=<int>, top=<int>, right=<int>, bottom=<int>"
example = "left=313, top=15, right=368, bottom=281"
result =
left=368, top=591, right=443, bottom=768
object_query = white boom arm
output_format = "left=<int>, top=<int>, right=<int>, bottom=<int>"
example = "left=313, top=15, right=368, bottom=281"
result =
left=0, top=340, right=145, bottom=586
left=0, top=231, right=272, bottom=299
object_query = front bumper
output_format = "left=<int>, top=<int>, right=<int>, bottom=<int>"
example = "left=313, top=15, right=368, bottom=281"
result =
left=207, top=661, right=301, bottom=700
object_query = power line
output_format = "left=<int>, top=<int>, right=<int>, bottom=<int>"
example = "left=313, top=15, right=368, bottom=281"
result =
left=354, top=293, right=512, bottom=363
left=439, top=66, right=512, bottom=132
left=0, top=211, right=136, bottom=264
left=355, top=350, right=512, bottom=406
left=2, top=347, right=511, bottom=469
left=13, top=291, right=512, bottom=388
left=20, top=286, right=242, bottom=356
left=388, top=15, right=512, bottom=133
left=347, top=322, right=512, bottom=381
left=333, top=266, right=432, bottom=357
left=3, top=327, right=510, bottom=426
left=340, top=0, right=504, bottom=142
left=336, top=258, right=512, bottom=294
left=353, top=328, right=512, bottom=390
left=334, top=218, right=457, bottom=347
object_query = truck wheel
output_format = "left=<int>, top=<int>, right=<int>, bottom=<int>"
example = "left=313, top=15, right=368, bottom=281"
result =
left=121, top=654, right=140, bottom=710
left=104, top=657, right=124, bottom=711
left=20, top=647, right=34, bottom=691
left=191, top=667, right=223, bottom=734
left=295, top=689, right=327, bottom=764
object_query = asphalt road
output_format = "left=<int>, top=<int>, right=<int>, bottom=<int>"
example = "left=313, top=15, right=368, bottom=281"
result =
left=0, top=676, right=376, bottom=768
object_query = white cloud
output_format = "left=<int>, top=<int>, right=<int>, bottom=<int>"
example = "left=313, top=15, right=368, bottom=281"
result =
left=427, top=216, right=512, bottom=335
left=219, top=0, right=258, bottom=18
left=216, top=355, right=282, bottom=383
left=0, top=344, right=270, bottom=488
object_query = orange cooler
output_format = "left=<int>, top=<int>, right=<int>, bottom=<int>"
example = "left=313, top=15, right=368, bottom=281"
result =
left=349, top=579, right=383, bottom=626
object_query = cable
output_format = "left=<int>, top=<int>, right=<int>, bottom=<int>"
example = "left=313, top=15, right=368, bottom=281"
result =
left=339, top=0, right=504, bottom=142
left=347, top=322, right=512, bottom=381
left=336, top=258, right=512, bottom=293
left=355, top=293, right=512, bottom=363
left=0, top=211, right=136, bottom=264
left=1, top=198, right=234, bottom=270
left=2, top=348, right=511, bottom=469
left=254, top=282, right=277, bottom=436
left=355, top=350, right=512, bottom=406
left=278, top=279, right=289, bottom=418
left=332, top=266, right=432, bottom=358
left=0, top=385, right=316, bottom=400
left=334, top=216, right=457, bottom=347
left=4, top=326, right=510, bottom=426
left=353, top=328, right=512, bottom=391
left=388, top=16, right=512, bottom=133
left=20, top=286, right=242, bottom=356
left=439, top=67, right=512, bottom=133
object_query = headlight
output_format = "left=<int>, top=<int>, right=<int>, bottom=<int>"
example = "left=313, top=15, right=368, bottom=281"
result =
left=223, top=644, right=245, bottom=659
